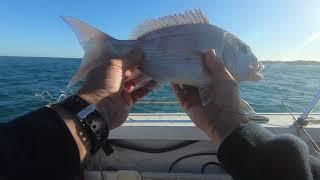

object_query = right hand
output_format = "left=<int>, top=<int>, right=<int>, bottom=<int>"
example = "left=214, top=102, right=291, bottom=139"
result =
left=171, top=49, right=247, bottom=144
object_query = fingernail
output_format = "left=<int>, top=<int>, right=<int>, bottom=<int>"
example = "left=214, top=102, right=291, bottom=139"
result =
left=212, top=49, right=216, bottom=56
left=208, top=49, right=216, bottom=56
left=124, top=81, right=136, bottom=92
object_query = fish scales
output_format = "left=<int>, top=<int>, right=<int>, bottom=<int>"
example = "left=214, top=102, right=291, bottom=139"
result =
left=138, top=24, right=225, bottom=85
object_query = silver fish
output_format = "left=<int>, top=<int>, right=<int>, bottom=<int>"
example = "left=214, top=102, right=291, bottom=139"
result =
left=62, top=9, right=262, bottom=104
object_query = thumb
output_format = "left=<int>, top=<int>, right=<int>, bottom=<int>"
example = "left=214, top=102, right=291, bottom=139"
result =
left=204, top=49, right=219, bottom=73
left=203, top=49, right=235, bottom=81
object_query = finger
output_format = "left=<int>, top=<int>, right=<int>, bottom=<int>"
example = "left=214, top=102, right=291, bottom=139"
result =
left=124, top=47, right=144, bottom=69
left=180, top=85, right=202, bottom=106
left=124, top=69, right=140, bottom=92
left=124, top=80, right=136, bottom=92
left=171, top=83, right=187, bottom=107
left=171, top=83, right=182, bottom=95
left=130, top=80, right=157, bottom=103
left=124, top=68, right=136, bottom=80
left=171, top=83, right=197, bottom=98
left=109, top=59, right=124, bottom=69
left=204, top=49, right=221, bottom=73
left=121, top=90, right=133, bottom=107
left=171, top=83, right=185, bottom=101
left=171, top=83, right=201, bottom=108
left=204, top=49, right=225, bottom=73
left=130, top=80, right=156, bottom=103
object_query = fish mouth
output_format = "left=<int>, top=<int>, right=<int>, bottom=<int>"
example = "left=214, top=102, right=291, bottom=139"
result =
left=250, top=62, right=264, bottom=71
left=248, top=62, right=264, bottom=81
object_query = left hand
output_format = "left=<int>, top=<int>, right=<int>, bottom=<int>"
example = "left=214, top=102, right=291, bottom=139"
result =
left=171, top=49, right=246, bottom=144
left=78, top=48, right=156, bottom=129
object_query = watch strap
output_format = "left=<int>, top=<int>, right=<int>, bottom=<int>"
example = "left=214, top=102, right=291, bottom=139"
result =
left=57, top=95, right=110, bottom=154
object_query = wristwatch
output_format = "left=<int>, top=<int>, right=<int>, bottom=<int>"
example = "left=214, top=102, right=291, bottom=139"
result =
left=56, top=95, right=110, bottom=154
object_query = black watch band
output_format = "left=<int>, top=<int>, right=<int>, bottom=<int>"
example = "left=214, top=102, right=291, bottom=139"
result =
left=57, top=95, right=109, bottom=154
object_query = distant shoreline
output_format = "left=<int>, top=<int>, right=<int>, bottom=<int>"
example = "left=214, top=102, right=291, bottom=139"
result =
left=0, top=56, right=81, bottom=60
left=262, top=60, right=320, bottom=64
left=0, top=56, right=319, bottom=64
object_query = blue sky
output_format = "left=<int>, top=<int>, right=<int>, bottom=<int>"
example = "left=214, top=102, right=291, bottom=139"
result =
left=0, top=0, right=319, bottom=60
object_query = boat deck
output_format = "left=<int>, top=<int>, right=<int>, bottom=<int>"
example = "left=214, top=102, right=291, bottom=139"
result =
left=110, top=113, right=320, bottom=140
left=85, top=113, right=320, bottom=180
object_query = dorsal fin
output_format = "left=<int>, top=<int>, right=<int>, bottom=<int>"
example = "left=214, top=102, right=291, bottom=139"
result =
left=130, top=9, right=209, bottom=39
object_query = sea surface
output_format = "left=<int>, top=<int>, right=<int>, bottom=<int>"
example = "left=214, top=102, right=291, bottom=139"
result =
left=1, top=56, right=320, bottom=122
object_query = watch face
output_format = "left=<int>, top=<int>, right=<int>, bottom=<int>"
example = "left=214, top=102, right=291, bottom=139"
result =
left=76, top=104, right=97, bottom=121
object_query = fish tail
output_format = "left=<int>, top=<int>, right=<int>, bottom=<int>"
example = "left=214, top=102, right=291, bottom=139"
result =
left=61, top=16, right=118, bottom=88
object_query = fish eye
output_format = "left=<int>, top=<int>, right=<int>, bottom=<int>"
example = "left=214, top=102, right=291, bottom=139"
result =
left=239, top=45, right=248, bottom=53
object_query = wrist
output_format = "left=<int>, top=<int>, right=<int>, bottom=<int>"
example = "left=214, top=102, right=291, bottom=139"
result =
left=50, top=105, right=91, bottom=161
left=207, top=109, right=247, bottom=144
left=77, top=93, right=95, bottom=105
left=77, top=93, right=113, bottom=129
left=78, top=87, right=111, bottom=105
left=52, top=95, right=110, bottom=157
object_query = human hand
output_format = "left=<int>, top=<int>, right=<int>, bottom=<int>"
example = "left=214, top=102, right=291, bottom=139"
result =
left=78, top=48, right=156, bottom=129
left=172, top=49, right=247, bottom=144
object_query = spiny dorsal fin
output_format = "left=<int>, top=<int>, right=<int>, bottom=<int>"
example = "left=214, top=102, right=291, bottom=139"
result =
left=130, top=9, right=209, bottom=39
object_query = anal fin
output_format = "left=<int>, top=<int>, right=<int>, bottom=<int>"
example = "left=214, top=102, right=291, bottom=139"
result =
left=199, top=85, right=212, bottom=106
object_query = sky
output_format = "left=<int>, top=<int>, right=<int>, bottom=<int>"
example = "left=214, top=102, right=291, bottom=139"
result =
left=0, top=0, right=319, bottom=61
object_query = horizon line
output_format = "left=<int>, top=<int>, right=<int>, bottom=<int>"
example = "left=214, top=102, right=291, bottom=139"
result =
left=0, top=55, right=319, bottom=62
left=0, top=55, right=82, bottom=59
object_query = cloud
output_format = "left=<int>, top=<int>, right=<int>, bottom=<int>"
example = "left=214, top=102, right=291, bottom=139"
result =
left=281, top=31, right=320, bottom=60
left=298, top=31, right=320, bottom=50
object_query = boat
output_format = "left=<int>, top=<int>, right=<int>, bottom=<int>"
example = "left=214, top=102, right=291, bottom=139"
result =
left=81, top=92, right=320, bottom=180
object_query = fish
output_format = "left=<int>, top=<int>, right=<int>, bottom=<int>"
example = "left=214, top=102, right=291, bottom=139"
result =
left=62, top=9, right=262, bottom=105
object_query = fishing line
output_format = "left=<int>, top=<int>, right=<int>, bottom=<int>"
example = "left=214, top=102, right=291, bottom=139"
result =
left=260, top=64, right=296, bottom=119
left=34, top=88, right=74, bottom=105
left=136, top=100, right=178, bottom=104
left=262, top=66, right=320, bottom=152
left=301, top=127, right=320, bottom=152
left=34, top=90, right=56, bottom=103
left=262, top=79, right=297, bottom=121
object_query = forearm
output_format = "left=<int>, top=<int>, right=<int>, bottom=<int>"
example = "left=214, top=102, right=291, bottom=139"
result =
left=206, top=81, right=247, bottom=144
left=217, top=122, right=274, bottom=179
left=50, top=105, right=90, bottom=161
left=207, top=109, right=247, bottom=144
left=217, top=122, right=317, bottom=180
left=5, top=108, right=81, bottom=177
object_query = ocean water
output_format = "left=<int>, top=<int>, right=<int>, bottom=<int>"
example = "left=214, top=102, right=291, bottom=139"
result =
left=1, top=56, right=320, bottom=122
